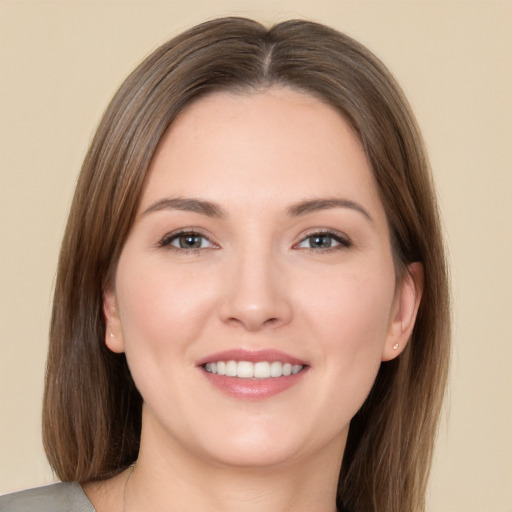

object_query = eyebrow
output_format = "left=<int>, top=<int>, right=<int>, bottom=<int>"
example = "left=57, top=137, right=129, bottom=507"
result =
left=287, top=198, right=373, bottom=222
left=142, top=196, right=372, bottom=222
left=142, top=197, right=226, bottom=218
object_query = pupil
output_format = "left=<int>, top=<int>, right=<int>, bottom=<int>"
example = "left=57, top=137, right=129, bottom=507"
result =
left=311, top=235, right=331, bottom=248
left=180, top=234, right=201, bottom=248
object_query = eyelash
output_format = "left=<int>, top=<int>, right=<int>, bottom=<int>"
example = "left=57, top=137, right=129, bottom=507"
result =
left=158, top=229, right=352, bottom=254
left=158, top=229, right=217, bottom=255
left=295, top=229, right=352, bottom=253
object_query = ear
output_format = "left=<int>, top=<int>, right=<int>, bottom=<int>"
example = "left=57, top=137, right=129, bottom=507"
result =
left=381, top=262, right=424, bottom=361
left=103, top=287, right=125, bottom=354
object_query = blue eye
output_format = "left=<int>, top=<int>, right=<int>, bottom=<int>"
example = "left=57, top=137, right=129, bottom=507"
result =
left=160, top=231, right=215, bottom=251
left=297, top=232, right=351, bottom=250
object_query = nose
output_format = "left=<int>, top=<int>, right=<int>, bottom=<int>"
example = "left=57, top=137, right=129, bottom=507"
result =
left=218, top=248, right=293, bottom=332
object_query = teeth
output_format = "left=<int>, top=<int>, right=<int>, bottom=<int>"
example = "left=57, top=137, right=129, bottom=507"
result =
left=225, top=360, right=237, bottom=377
left=291, top=364, right=302, bottom=375
left=254, top=362, right=271, bottom=378
left=204, top=360, right=304, bottom=379
left=270, top=361, right=283, bottom=377
left=237, top=361, right=253, bottom=378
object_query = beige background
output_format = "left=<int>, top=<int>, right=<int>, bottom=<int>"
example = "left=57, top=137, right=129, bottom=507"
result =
left=1, top=1, right=511, bottom=510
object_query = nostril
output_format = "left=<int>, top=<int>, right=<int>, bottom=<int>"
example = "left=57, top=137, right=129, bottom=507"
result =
left=224, top=315, right=283, bottom=332
left=218, top=274, right=293, bottom=331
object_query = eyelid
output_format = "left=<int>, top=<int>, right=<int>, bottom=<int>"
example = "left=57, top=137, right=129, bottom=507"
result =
left=293, top=228, right=352, bottom=251
left=158, top=228, right=219, bottom=251
left=156, top=227, right=351, bottom=253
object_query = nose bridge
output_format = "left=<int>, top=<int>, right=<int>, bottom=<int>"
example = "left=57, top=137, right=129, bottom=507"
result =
left=220, top=237, right=292, bottom=331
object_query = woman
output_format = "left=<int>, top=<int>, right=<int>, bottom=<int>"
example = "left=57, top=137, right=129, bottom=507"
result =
left=0, top=17, right=449, bottom=512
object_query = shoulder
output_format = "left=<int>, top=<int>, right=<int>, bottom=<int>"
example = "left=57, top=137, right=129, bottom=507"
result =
left=0, top=482, right=95, bottom=512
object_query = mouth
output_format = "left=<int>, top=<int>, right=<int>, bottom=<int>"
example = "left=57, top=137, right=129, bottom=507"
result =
left=197, top=349, right=309, bottom=399
left=203, top=360, right=304, bottom=379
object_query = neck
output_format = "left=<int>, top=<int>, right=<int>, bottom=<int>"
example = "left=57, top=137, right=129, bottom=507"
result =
left=123, top=418, right=344, bottom=512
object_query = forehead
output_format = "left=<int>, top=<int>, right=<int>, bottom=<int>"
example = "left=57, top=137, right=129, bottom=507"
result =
left=141, top=87, right=384, bottom=221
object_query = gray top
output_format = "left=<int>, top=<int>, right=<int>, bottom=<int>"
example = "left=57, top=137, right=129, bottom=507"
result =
left=0, top=482, right=95, bottom=512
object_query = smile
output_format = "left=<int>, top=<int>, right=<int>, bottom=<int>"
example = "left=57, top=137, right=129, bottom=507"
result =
left=198, top=349, right=308, bottom=399
left=203, top=360, right=304, bottom=379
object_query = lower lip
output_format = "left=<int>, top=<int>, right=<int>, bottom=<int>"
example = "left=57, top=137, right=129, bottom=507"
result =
left=201, top=368, right=308, bottom=400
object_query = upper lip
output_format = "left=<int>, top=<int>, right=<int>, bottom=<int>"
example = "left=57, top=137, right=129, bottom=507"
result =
left=196, top=349, right=307, bottom=367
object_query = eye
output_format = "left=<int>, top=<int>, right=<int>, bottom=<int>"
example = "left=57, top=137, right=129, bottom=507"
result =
left=159, top=231, right=216, bottom=251
left=296, top=231, right=351, bottom=251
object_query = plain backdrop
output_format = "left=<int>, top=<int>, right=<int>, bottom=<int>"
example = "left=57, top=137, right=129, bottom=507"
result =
left=1, top=1, right=511, bottom=510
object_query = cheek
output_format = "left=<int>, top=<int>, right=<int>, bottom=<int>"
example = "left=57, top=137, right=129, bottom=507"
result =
left=297, top=265, right=395, bottom=401
left=301, top=265, right=395, bottom=348
left=113, top=258, right=216, bottom=415
left=118, top=255, right=207, bottom=330
left=114, top=254, right=217, bottom=378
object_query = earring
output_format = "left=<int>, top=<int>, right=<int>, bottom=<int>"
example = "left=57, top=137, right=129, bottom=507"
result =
left=393, top=343, right=399, bottom=350
left=110, top=332, right=115, bottom=338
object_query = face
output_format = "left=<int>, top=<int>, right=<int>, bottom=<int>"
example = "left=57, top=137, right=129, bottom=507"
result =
left=105, top=88, right=421, bottom=470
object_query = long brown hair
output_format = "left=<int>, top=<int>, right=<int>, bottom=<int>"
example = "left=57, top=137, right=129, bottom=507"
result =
left=43, top=17, right=450, bottom=512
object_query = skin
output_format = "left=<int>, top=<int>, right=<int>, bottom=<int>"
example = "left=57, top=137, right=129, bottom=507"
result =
left=86, top=87, right=423, bottom=512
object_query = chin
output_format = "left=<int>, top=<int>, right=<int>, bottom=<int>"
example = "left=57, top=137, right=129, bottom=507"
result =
left=200, top=441, right=305, bottom=470
left=189, top=419, right=347, bottom=471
